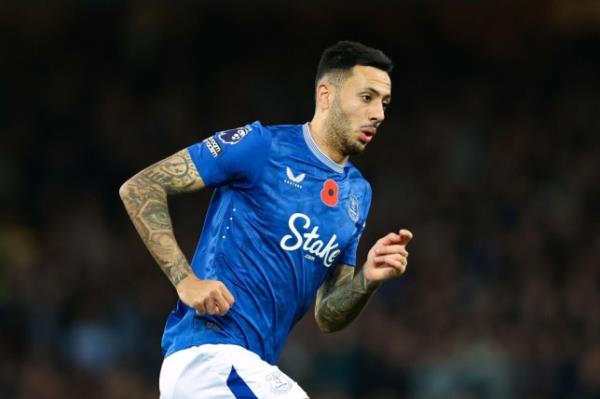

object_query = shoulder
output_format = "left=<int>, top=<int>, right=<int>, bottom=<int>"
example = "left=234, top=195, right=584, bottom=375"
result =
left=209, top=120, right=305, bottom=159
left=209, top=121, right=274, bottom=159
left=216, top=121, right=272, bottom=145
left=345, top=162, right=371, bottom=194
left=258, top=122, right=304, bottom=143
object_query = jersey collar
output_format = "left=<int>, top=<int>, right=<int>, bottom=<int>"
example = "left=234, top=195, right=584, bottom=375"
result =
left=302, top=123, right=345, bottom=174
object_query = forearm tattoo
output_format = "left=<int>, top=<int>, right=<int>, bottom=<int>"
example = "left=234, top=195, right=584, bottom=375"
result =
left=315, top=266, right=378, bottom=332
left=120, top=150, right=201, bottom=286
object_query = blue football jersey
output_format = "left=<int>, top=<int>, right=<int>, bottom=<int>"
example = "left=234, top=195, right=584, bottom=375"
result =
left=161, top=121, right=372, bottom=364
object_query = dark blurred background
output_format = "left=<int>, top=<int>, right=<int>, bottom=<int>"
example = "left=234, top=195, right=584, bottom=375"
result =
left=1, top=1, right=599, bottom=398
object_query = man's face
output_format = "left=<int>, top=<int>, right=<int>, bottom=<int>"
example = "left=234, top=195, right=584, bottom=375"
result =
left=324, top=65, right=391, bottom=157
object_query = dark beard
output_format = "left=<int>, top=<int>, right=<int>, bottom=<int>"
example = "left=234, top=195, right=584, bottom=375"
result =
left=324, top=99, right=365, bottom=158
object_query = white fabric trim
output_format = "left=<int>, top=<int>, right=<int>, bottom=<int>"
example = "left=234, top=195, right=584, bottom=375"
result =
left=302, top=123, right=345, bottom=174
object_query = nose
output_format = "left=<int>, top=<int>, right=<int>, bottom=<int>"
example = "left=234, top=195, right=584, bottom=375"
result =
left=369, top=102, right=385, bottom=124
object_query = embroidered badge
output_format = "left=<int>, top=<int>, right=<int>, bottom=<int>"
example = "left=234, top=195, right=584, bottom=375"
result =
left=265, top=371, right=292, bottom=394
left=217, top=125, right=252, bottom=144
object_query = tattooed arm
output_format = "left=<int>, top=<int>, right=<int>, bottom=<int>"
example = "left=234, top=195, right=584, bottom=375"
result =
left=119, top=149, right=234, bottom=315
left=315, top=230, right=413, bottom=333
left=314, top=264, right=378, bottom=333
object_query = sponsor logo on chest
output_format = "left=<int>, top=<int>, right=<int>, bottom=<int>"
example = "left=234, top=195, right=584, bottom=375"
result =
left=279, top=213, right=341, bottom=267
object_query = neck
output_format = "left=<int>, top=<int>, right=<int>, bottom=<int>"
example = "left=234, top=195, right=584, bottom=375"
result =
left=308, top=115, right=348, bottom=165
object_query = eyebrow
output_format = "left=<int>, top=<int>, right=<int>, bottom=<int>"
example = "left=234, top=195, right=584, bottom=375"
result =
left=363, top=86, right=392, bottom=102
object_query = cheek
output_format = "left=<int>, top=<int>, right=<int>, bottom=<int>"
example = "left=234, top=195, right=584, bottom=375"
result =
left=339, top=99, right=362, bottom=121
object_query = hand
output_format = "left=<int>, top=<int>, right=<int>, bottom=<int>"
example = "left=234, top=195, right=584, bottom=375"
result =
left=176, top=275, right=235, bottom=316
left=363, top=229, right=413, bottom=283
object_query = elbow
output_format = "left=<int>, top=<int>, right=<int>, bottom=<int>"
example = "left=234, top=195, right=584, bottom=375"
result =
left=314, top=311, right=341, bottom=334
left=119, top=178, right=140, bottom=204
left=119, top=180, right=130, bottom=201
left=318, top=324, right=336, bottom=334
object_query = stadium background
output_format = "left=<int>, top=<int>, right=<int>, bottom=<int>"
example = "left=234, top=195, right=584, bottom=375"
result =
left=1, top=1, right=599, bottom=398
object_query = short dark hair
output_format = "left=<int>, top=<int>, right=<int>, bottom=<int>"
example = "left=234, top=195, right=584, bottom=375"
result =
left=315, top=40, right=393, bottom=87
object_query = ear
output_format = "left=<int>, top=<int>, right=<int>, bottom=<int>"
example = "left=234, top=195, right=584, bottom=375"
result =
left=316, top=82, right=335, bottom=111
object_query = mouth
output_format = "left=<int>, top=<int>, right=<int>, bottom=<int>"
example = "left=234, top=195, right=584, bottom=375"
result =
left=358, top=127, right=376, bottom=144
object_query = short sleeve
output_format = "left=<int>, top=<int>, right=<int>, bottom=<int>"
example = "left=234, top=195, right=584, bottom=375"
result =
left=337, top=183, right=372, bottom=267
left=187, top=121, right=272, bottom=188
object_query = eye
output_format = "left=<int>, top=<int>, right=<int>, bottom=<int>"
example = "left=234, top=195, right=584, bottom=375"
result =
left=361, top=94, right=372, bottom=102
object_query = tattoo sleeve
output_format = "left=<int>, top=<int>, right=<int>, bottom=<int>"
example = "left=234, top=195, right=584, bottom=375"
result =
left=314, top=265, right=379, bottom=333
left=119, top=149, right=204, bottom=287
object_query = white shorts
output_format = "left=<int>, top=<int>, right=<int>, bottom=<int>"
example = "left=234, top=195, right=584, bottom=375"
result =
left=159, top=344, right=309, bottom=399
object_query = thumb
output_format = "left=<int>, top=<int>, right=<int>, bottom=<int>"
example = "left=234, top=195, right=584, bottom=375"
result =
left=398, top=229, right=413, bottom=246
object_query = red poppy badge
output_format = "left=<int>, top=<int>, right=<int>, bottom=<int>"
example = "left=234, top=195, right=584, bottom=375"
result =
left=320, top=179, right=339, bottom=207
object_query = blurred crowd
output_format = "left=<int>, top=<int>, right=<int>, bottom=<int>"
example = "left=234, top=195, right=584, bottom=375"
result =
left=1, top=2, right=599, bottom=398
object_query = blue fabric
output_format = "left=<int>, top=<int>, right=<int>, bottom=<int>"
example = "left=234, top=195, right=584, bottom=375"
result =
left=226, top=366, right=258, bottom=399
left=162, top=121, right=372, bottom=363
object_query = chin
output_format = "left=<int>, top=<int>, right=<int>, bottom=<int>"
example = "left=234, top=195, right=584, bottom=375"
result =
left=344, top=143, right=366, bottom=156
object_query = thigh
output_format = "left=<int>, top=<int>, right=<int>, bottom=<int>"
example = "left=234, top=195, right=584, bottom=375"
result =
left=159, top=344, right=309, bottom=399
left=221, top=345, right=309, bottom=399
left=160, top=346, right=230, bottom=399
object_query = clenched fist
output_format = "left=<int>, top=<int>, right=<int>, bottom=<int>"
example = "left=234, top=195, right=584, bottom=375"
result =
left=363, top=229, right=413, bottom=282
left=176, top=275, right=235, bottom=316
